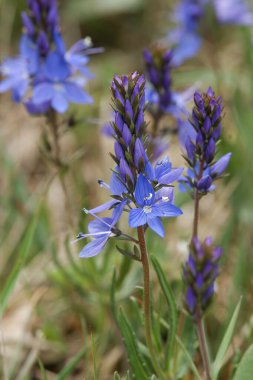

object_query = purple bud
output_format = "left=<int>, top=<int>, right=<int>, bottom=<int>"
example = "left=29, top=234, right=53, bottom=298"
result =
left=211, top=152, right=231, bottom=178
left=148, top=67, right=159, bottom=86
left=135, top=111, right=144, bottom=132
left=115, top=112, right=124, bottom=132
left=194, top=91, right=202, bottom=106
left=134, top=138, right=147, bottom=167
left=21, top=12, right=35, bottom=36
left=185, top=137, right=196, bottom=162
left=196, top=273, right=204, bottom=289
left=47, top=3, right=58, bottom=28
left=204, top=138, right=215, bottom=163
left=125, top=99, right=134, bottom=119
left=206, top=86, right=214, bottom=97
left=37, top=31, right=49, bottom=55
left=143, top=49, right=153, bottom=65
left=31, top=1, right=41, bottom=22
left=196, top=131, right=204, bottom=151
left=203, top=116, right=212, bottom=134
left=114, top=141, right=124, bottom=160
left=197, top=175, right=212, bottom=191
left=186, top=286, right=196, bottom=313
left=212, top=123, right=221, bottom=141
left=212, top=247, right=223, bottom=262
left=119, top=158, right=134, bottom=183
left=122, top=124, right=132, bottom=146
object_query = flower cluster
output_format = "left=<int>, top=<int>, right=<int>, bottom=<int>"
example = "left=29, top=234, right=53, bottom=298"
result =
left=143, top=46, right=194, bottom=159
left=183, top=237, right=223, bottom=318
left=0, top=0, right=101, bottom=114
left=169, top=0, right=253, bottom=65
left=180, top=87, right=231, bottom=194
left=77, top=73, right=183, bottom=257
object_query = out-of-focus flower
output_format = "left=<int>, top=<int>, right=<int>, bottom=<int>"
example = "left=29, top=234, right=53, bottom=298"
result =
left=0, top=0, right=102, bottom=114
left=183, top=236, right=223, bottom=318
left=169, top=0, right=253, bottom=65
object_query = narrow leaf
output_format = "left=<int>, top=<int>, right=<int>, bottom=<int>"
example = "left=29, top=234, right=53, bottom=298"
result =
left=118, top=308, right=149, bottom=379
left=151, top=256, right=178, bottom=368
left=212, top=297, right=242, bottom=379
left=233, top=345, right=253, bottom=380
left=0, top=207, right=41, bottom=317
left=176, top=336, right=202, bottom=380
left=56, top=348, right=86, bottom=380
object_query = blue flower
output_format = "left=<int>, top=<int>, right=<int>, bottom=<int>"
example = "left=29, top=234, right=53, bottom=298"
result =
left=129, top=174, right=182, bottom=237
left=32, top=51, right=93, bottom=113
left=214, top=0, right=253, bottom=26
left=0, top=0, right=101, bottom=115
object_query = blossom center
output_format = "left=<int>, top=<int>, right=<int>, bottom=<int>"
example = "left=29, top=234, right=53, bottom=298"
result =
left=143, top=205, right=152, bottom=214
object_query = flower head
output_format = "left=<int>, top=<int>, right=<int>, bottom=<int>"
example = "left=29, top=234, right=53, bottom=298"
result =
left=0, top=0, right=101, bottom=114
left=183, top=236, right=223, bottom=318
left=78, top=73, right=183, bottom=258
left=180, top=87, right=231, bottom=194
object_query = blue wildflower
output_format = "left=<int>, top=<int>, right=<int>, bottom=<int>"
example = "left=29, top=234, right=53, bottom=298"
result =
left=129, top=174, right=182, bottom=237
left=183, top=236, right=223, bottom=318
left=78, top=73, right=183, bottom=257
left=180, top=87, right=231, bottom=194
left=0, top=0, right=101, bottom=114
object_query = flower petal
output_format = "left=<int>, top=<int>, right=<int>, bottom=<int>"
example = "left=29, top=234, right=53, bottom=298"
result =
left=129, top=208, right=147, bottom=228
left=64, top=82, right=93, bottom=104
left=151, top=203, right=182, bottom=218
left=147, top=216, right=164, bottom=237
left=135, top=173, right=155, bottom=207
left=33, top=83, right=54, bottom=103
left=79, top=236, right=108, bottom=258
left=52, top=91, right=68, bottom=113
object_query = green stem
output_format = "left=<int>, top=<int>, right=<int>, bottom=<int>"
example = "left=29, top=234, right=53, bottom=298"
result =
left=196, top=318, right=212, bottom=380
left=137, top=226, right=167, bottom=380
left=47, top=109, right=75, bottom=232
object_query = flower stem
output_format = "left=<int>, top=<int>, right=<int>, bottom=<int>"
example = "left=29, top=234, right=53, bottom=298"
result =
left=47, top=109, right=75, bottom=232
left=196, top=318, right=212, bottom=380
left=137, top=226, right=167, bottom=380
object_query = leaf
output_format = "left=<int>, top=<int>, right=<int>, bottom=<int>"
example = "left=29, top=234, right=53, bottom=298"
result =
left=0, top=206, right=41, bottom=317
left=151, top=256, right=178, bottom=369
left=233, top=345, right=253, bottom=380
left=212, top=297, right=242, bottom=379
left=118, top=308, right=149, bottom=379
left=176, top=336, right=202, bottom=380
left=38, top=359, right=49, bottom=380
left=55, top=348, right=86, bottom=380
left=114, top=372, right=121, bottom=380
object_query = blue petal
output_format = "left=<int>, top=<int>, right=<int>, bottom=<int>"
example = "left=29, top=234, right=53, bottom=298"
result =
left=79, top=236, right=108, bottom=258
left=110, top=172, right=126, bottom=196
left=171, top=33, right=202, bottom=66
left=129, top=208, right=147, bottom=228
left=135, top=173, right=155, bottom=207
left=158, top=167, right=184, bottom=185
left=147, top=216, right=164, bottom=237
left=112, top=199, right=128, bottom=224
left=45, top=51, right=70, bottom=81
left=88, top=218, right=112, bottom=237
left=33, top=83, right=54, bottom=103
left=88, top=200, right=117, bottom=214
left=151, top=203, right=183, bottom=218
left=52, top=91, right=68, bottom=113
left=65, top=82, right=93, bottom=104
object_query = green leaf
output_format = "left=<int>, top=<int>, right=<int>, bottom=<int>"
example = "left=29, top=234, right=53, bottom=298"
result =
left=176, top=336, right=202, bottom=380
left=118, top=308, right=149, bottom=379
left=38, top=359, right=49, bottom=380
left=212, top=297, right=242, bottom=379
left=151, top=256, right=178, bottom=369
left=0, top=206, right=41, bottom=317
left=114, top=372, right=121, bottom=380
left=233, top=345, right=253, bottom=380
left=55, top=348, right=86, bottom=380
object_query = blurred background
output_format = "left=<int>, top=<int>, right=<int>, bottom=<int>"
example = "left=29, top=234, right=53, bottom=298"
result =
left=0, top=0, right=253, bottom=379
